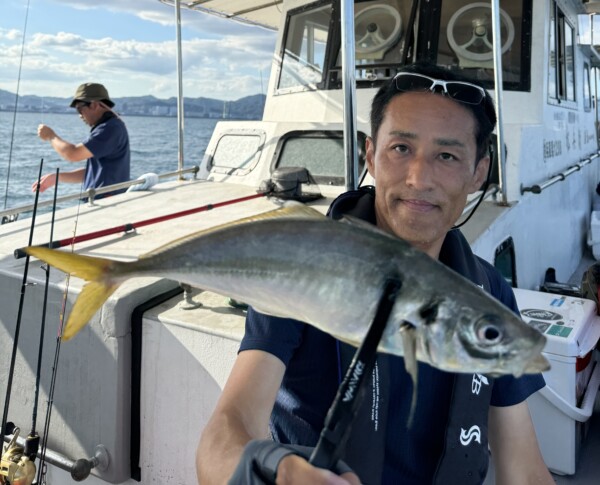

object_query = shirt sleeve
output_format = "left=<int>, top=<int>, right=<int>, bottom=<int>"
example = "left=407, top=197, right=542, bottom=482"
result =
left=239, top=307, right=306, bottom=366
left=490, top=373, right=545, bottom=407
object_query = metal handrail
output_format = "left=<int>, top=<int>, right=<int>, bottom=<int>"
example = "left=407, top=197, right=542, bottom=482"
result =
left=461, top=183, right=500, bottom=216
left=0, top=165, right=199, bottom=220
left=520, top=152, right=600, bottom=195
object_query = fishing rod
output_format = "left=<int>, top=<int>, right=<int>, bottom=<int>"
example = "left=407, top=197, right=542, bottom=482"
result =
left=13, top=192, right=267, bottom=259
left=36, top=171, right=64, bottom=485
left=1, top=159, right=44, bottom=485
left=30, top=169, right=59, bottom=442
left=309, top=278, right=402, bottom=470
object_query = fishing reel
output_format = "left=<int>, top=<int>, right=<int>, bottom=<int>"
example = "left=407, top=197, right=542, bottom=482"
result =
left=0, top=427, right=37, bottom=485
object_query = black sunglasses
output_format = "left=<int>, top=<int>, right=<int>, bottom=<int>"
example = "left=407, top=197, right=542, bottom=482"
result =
left=393, top=73, right=487, bottom=105
left=75, top=102, right=92, bottom=114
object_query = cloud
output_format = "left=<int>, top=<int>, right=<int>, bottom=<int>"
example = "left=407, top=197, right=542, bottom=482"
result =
left=0, top=1, right=277, bottom=99
left=0, top=29, right=275, bottom=99
left=0, top=28, right=22, bottom=41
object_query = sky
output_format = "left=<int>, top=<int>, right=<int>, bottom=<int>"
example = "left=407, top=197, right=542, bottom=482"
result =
left=0, top=0, right=277, bottom=101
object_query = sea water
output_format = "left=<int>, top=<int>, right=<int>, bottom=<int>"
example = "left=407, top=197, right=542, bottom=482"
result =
left=0, top=111, right=218, bottom=214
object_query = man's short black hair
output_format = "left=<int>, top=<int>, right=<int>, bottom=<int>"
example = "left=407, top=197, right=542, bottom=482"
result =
left=370, top=63, right=497, bottom=161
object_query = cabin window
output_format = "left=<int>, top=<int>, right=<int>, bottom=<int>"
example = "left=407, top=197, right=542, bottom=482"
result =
left=435, top=0, right=530, bottom=90
left=494, top=237, right=517, bottom=288
left=548, top=2, right=576, bottom=103
left=274, top=131, right=366, bottom=185
left=330, top=0, right=411, bottom=83
left=209, top=131, right=264, bottom=175
left=277, top=2, right=332, bottom=93
left=322, top=0, right=531, bottom=90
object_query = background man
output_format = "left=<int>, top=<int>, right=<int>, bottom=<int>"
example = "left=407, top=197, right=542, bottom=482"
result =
left=197, top=63, right=554, bottom=485
left=34, top=82, right=130, bottom=196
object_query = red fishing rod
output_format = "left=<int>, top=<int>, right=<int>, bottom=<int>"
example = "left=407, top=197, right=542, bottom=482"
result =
left=14, top=192, right=266, bottom=259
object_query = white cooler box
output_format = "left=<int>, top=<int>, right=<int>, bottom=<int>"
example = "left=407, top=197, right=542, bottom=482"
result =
left=514, top=289, right=600, bottom=475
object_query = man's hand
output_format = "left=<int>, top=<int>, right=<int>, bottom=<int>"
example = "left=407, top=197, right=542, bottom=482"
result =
left=38, top=124, right=56, bottom=142
left=31, top=173, right=56, bottom=193
left=228, top=440, right=361, bottom=485
left=276, top=454, right=360, bottom=485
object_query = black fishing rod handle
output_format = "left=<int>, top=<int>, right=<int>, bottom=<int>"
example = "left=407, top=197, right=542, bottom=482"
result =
left=309, top=278, right=402, bottom=470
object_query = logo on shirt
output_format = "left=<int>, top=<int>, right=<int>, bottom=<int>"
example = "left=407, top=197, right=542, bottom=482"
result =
left=471, top=374, right=489, bottom=395
left=460, top=425, right=481, bottom=446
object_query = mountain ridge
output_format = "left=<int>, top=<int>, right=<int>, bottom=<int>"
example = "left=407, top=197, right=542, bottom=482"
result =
left=0, top=89, right=266, bottom=120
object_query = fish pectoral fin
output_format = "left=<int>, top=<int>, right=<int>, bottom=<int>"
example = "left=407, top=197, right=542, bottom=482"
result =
left=63, top=281, right=119, bottom=341
left=400, top=321, right=418, bottom=427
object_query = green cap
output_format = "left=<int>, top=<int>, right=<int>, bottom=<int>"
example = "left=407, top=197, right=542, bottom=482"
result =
left=70, top=83, right=115, bottom=108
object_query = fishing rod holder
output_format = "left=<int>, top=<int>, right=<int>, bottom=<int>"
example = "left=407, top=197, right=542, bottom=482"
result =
left=2, top=432, right=110, bottom=482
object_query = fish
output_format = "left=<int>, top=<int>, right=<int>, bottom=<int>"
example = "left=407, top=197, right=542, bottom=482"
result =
left=24, top=203, right=549, bottom=377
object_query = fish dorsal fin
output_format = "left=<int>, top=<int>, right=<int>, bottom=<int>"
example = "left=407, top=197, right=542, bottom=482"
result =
left=141, top=202, right=325, bottom=258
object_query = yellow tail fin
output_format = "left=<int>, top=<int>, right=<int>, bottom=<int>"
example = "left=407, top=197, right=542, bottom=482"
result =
left=25, top=247, right=121, bottom=341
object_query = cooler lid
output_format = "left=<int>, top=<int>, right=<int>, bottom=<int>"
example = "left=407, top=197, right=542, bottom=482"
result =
left=513, top=288, right=600, bottom=357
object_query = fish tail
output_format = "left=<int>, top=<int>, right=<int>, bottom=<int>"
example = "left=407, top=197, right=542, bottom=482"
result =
left=25, top=246, right=124, bottom=341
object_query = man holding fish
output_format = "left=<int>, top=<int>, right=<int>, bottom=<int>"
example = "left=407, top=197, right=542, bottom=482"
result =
left=24, top=64, right=553, bottom=484
left=196, top=63, right=554, bottom=484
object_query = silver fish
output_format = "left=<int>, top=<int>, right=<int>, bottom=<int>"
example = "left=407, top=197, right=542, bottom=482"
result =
left=25, top=204, right=548, bottom=376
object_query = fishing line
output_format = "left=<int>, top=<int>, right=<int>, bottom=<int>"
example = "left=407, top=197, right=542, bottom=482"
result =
left=2, top=0, right=32, bottom=211
left=1, top=158, right=43, bottom=445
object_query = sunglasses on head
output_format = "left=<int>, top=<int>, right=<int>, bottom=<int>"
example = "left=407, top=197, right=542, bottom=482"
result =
left=393, top=72, right=487, bottom=105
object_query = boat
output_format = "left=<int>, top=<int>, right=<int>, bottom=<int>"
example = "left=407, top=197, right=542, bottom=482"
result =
left=1, top=0, right=599, bottom=483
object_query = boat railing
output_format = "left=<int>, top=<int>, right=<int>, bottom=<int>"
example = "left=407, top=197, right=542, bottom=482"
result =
left=461, top=183, right=500, bottom=216
left=0, top=165, right=199, bottom=222
left=520, top=151, right=600, bottom=195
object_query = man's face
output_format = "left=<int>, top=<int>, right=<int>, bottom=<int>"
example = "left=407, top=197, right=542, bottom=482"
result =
left=74, top=101, right=102, bottom=126
left=366, top=91, right=489, bottom=258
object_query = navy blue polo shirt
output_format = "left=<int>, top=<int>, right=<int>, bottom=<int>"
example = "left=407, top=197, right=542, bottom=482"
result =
left=83, top=112, right=130, bottom=194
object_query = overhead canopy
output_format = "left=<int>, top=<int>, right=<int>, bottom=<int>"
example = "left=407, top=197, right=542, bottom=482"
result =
left=159, top=0, right=284, bottom=30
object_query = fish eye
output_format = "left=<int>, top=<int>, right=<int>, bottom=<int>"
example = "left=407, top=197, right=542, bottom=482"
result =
left=476, top=317, right=503, bottom=345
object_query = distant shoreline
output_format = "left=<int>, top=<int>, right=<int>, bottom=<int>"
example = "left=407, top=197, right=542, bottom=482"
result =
left=0, top=109, right=254, bottom=120
left=0, top=90, right=266, bottom=120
